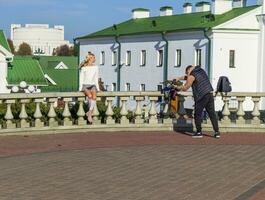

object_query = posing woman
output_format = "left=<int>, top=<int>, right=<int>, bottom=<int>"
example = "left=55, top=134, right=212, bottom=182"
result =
left=79, top=52, right=100, bottom=123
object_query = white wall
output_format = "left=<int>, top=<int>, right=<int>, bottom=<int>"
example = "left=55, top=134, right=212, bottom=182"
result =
left=11, top=24, right=70, bottom=56
left=79, top=32, right=208, bottom=93
left=0, top=53, right=9, bottom=93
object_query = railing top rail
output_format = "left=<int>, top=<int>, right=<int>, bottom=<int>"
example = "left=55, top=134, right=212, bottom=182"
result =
left=0, top=91, right=164, bottom=100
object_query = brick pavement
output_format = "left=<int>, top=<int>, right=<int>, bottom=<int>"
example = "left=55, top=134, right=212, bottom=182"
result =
left=0, top=132, right=265, bottom=200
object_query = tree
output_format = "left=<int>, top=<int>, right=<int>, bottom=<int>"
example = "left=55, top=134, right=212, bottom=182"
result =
left=54, top=44, right=73, bottom=56
left=7, top=39, right=15, bottom=54
left=17, top=42, right=32, bottom=56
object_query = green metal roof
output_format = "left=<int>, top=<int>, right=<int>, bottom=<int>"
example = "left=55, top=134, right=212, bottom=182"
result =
left=196, top=1, right=211, bottom=6
left=0, top=30, right=11, bottom=51
left=160, top=6, right=173, bottom=11
left=38, top=56, right=78, bottom=69
left=38, top=56, right=79, bottom=92
left=183, top=3, right=192, bottom=7
left=7, top=56, right=48, bottom=85
left=77, top=5, right=259, bottom=39
left=132, top=8, right=150, bottom=12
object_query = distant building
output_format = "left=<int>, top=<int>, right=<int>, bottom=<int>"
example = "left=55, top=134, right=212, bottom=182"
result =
left=0, top=29, right=78, bottom=93
left=11, top=24, right=71, bottom=56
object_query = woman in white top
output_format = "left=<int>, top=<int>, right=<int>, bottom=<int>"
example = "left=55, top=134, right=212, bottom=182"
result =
left=79, top=52, right=100, bottom=123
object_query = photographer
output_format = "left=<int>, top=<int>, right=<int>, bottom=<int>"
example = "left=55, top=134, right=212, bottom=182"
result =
left=175, top=65, right=220, bottom=139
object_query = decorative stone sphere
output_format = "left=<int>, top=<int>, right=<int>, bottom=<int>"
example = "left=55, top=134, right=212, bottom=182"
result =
left=11, top=86, right=19, bottom=93
left=19, top=81, right=27, bottom=89
left=28, top=85, right=35, bottom=93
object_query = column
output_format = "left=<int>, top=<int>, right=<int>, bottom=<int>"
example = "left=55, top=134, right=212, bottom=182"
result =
left=34, top=99, right=44, bottom=128
left=149, top=97, right=158, bottom=124
left=19, top=99, right=30, bottom=128
left=106, top=97, right=115, bottom=125
left=120, top=97, right=129, bottom=125
left=48, top=98, right=58, bottom=127
left=134, top=97, right=144, bottom=124
left=4, top=100, right=16, bottom=129
left=63, top=98, right=73, bottom=126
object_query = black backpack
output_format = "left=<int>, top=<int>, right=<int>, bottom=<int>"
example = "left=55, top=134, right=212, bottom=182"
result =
left=215, top=76, right=232, bottom=96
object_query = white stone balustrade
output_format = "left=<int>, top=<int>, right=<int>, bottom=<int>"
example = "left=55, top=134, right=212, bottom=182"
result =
left=0, top=91, right=265, bottom=134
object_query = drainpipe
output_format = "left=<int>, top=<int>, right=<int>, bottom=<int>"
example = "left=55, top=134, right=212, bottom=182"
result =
left=115, top=35, right=121, bottom=92
left=75, top=39, right=81, bottom=91
left=161, top=32, right=169, bottom=86
left=203, top=28, right=212, bottom=80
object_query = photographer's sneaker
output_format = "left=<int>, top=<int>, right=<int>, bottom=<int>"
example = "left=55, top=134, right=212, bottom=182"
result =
left=192, top=132, right=203, bottom=138
left=214, top=132, right=221, bottom=139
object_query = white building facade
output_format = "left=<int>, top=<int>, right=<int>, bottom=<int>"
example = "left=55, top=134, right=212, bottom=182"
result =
left=11, top=24, right=71, bottom=56
left=77, top=0, right=265, bottom=110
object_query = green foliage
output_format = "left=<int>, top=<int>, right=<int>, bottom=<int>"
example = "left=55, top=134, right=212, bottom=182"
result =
left=16, top=42, right=32, bottom=56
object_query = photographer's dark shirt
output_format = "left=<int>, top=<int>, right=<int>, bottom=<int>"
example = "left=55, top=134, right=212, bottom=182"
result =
left=190, top=66, right=213, bottom=102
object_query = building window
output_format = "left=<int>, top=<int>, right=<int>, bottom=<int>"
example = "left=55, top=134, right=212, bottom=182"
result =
left=140, top=50, right=146, bottom=66
left=157, top=50, right=163, bottom=67
left=112, top=83, right=117, bottom=92
left=157, top=84, right=163, bottom=91
left=126, top=51, right=131, bottom=66
left=195, top=49, right=202, bottom=66
left=229, top=50, right=235, bottom=68
left=125, top=83, right=131, bottom=91
left=175, top=49, right=182, bottom=67
left=100, top=51, right=105, bottom=65
left=140, top=84, right=146, bottom=91
left=112, top=51, right=117, bottom=66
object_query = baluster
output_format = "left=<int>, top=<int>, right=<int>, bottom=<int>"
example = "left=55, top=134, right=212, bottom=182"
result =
left=4, top=100, right=16, bottom=129
left=106, top=97, right=115, bottom=125
left=34, top=99, right=44, bottom=128
left=149, top=97, right=158, bottom=124
left=135, top=97, right=144, bottom=124
left=236, top=96, right=245, bottom=124
left=77, top=97, right=86, bottom=126
left=120, top=97, right=129, bottom=125
left=177, top=95, right=187, bottom=124
left=251, top=96, right=261, bottom=125
left=63, top=98, right=73, bottom=126
left=92, top=97, right=101, bottom=125
left=19, top=99, right=30, bottom=128
left=48, top=98, right=58, bottom=127
left=221, top=96, right=231, bottom=125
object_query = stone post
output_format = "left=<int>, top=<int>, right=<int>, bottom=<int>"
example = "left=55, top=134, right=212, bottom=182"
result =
left=77, top=97, right=86, bottom=126
left=106, top=97, right=115, bottom=125
left=19, top=99, right=30, bottom=128
left=92, top=97, right=101, bottom=125
left=251, top=96, right=261, bottom=125
left=177, top=95, right=187, bottom=125
left=48, top=98, right=58, bottom=127
left=4, top=99, right=16, bottom=129
left=63, top=98, right=73, bottom=126
left=120, top=97, right=129, bottom=125
left=221, top=96, right=231, bottom=125
left=236, top=96, right=245, bottom=125
left=134, top=97, right=144, bottom=124
left=34, top=99, right=44, bottom=128
left=149, top=97, right=158, bottom=124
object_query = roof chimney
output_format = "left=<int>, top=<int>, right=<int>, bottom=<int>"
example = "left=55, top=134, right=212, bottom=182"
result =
left=211, top=0, right=233, bottom=15
left=195, top=2, right=211, bottom=12
left=160, top=6, right=173, bottom=16
left=132, top=8, right=150, bottom=19
left=183, top=3, right=192, bottom=14
left=232, top=0, right=247, bottom=8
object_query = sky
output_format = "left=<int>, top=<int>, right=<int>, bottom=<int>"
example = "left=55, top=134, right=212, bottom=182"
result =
left=0, top=0, right=257, bottom=42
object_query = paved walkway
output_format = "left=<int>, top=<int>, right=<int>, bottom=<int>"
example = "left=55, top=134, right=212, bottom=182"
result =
left=1, top=131, right=265, bottom=200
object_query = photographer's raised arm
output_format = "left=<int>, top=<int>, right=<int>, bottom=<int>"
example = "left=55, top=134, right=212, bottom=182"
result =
left=177, top=75, right=195, bottom=91
left=175, top=75, right=187, bottom=81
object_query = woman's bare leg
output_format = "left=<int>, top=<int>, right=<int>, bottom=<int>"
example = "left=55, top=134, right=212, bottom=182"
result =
left=84, top=88, right=92, bottom=99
